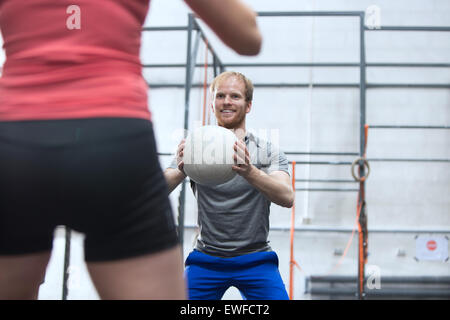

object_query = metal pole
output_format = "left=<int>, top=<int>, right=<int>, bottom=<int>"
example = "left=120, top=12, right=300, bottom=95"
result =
left=357, top=12, right=368, bottom=301
left=296, top=179, right=357, bottom=183
left=213, top=56, right=218, bottom=77
left=224, top=62, right=360, bottom=67
left=288, top=161, right=353, bottom=165
left=62, top=227, right=71, bottom=300
left=141, top=62, right=450, bottom=69
left=178, top=14, right=196, bottom=252
left=257, top=11, right=363, bottom=17
left=177, top=14, right=206, bottom=253
left=142, top=26, right=188, bottom=32
left=182, top=224, right=450, bottom=234
left=369, top=125, right=450, bottom=129
left=367, top=158, right=450, bottom=163
left=285, top=151, right=359, bottom=156
left=295, top=188, right=359, bottom=192
left=365, top=25, right=450, bottom=32
left=146, top=82, right=450, bottom=89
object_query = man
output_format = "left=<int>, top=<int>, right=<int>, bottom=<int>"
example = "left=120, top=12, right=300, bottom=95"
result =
left=164, top=71, right=294, bottom=300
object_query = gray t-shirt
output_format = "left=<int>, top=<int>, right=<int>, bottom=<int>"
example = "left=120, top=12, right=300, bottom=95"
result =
left=170, top=131, right=289, bottom=257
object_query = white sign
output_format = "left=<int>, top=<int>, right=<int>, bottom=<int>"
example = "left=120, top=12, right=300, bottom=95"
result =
left=415, top=235, right=449, bottom=262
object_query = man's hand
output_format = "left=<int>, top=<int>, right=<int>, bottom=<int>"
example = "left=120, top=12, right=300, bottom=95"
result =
left=176, top=139, right=187, bottom=176
left=232, top=139, right=255, bottom=177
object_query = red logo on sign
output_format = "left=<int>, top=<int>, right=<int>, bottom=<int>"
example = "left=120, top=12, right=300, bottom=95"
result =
left=426, top=240, right=437, bottom=251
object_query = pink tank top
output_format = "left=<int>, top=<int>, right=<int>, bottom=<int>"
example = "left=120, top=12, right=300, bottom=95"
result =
left=0, top=0, right=151, bottom=121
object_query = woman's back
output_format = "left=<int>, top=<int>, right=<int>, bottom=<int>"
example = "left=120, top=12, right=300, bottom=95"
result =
left=0, top=0, right=151, bottom=121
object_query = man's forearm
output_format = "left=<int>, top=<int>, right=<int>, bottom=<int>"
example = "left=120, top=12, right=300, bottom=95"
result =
left=164, top=168, right=186, bottom=194
left=244, top=166, right=294, bottom=208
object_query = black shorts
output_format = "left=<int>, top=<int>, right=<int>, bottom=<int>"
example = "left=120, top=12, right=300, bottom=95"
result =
left=0, top=117, right=179, bottom=262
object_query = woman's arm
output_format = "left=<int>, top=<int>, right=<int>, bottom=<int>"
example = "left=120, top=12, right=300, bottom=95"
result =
left=184, top=0, right=262, bottom=55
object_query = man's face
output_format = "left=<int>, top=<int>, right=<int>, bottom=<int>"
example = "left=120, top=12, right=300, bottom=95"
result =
left=212, top=76, right=251, bottom=129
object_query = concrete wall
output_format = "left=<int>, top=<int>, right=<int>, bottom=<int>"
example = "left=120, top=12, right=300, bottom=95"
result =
left=2, top=0, right=448, bottom=300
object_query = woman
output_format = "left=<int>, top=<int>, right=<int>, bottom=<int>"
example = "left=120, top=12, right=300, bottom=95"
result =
left=0, top=0, right=261, bottom=299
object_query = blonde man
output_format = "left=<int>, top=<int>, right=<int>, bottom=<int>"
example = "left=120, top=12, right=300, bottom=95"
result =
left=165, top=71, right=293, bottom=300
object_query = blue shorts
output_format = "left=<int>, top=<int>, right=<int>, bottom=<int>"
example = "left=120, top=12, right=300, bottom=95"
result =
left=184, top=250, right=289, bottom=300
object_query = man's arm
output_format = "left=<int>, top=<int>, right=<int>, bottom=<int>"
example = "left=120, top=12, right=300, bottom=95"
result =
left=232, top=140, right=294, bottom=208
left=164, top=168, right=186, bottom=194
left=164, top=139, right=187, bottom=194
left=242, top=167, right=294, bottom=208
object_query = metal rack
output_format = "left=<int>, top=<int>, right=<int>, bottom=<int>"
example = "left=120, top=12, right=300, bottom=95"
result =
left=59, top=12, right=450, bottom=300
left=176, top=11, right=450, bottom=299
left=305, top=275, right=450, bottom=299
left=150, top=11, right=449, bottom=300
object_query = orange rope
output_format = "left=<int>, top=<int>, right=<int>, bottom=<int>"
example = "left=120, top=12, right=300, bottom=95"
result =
left=364, top=124, right=369, bottom=157
left=356, top=185, right=367, bottom=298
left=202, top=40, right=209, bottom=126
left=206, top=96, right=211, bottom=125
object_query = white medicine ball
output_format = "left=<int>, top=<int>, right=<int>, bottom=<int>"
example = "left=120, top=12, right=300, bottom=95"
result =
left=183, top=125, right=238, bottom=186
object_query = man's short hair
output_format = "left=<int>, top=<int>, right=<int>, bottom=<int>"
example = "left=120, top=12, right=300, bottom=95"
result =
left=210, top=71, right=254, bottom=102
